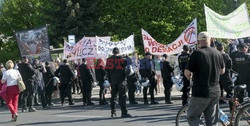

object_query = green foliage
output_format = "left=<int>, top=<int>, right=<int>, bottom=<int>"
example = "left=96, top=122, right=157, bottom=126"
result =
left=0, top=0, right=248, bottom=61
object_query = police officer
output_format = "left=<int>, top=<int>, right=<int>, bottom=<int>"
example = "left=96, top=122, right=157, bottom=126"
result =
left=126, top=55, right=138, bottom=105
left=178, top=45, right=191, bottom=106
left=79, top=58, right=95, bottom=106
left=232, top=43, right=250, bottom=103
left=18, top=56, right=36, bottom=112
left=55, top=59, right=75, bottom=106
left=106, top=47, right=132, bottom=118
left=161, top=54, right=174, bottom=104
left=139, top=52, right=159, bottom=105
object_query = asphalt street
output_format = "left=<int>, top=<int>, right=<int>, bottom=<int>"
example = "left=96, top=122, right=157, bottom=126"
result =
left=0, top=86, right=229, bottom=126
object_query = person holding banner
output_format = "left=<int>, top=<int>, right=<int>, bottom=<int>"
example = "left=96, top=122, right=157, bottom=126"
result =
left=139, top=52, right=159, bottom=105
left=106, top=47, right=132, bottom=118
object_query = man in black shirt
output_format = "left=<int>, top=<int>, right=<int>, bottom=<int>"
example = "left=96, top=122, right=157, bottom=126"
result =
left=55, top=59, right=75, bottom=106
left=106, top=47, right=132, bottom=118
left=185, top=32, right=225, bottom=126
left=178, top=45, right=191, bottom=106
left=18, top=56, right=36, bottom=112
left=161, top=54, right=174, bottom=104
left=232, top=43, right=250, bottom=103
left=139, top=52, right=158, bottom=105
left=79, top=58, right=95, bottom=106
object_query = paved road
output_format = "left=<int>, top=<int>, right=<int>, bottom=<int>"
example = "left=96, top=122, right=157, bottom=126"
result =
left=0, top=86, right=227, bottom=126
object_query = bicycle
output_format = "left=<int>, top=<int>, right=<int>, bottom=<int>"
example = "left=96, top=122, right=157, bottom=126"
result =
left=175, top=84, right=250, bottom=126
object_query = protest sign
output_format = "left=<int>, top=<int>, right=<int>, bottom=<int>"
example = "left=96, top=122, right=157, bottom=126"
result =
left=64, top=36, right=110, bottom=60
left=16, top=26, right=51, bottom=61
left=142, top=19, right=197, bottom=55
left=205, top=3, right=250, bottom=39
left=96, top=35, right=135, bottom=55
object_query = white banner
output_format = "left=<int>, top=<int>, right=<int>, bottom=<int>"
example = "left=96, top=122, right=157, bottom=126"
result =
left=96, top=35, right=135, bottom=55
left=142, top=19, right=197, bottom=55
left=205, top=3, right=250, bottom=39
left=64, top=36, right=110, bottom=60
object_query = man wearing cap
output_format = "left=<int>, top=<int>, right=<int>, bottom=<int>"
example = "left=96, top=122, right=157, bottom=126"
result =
left=139, top=52, right=159, bottom=105
left=106, top=47, right=132, bottom=118
left=55, top=59, right=75, bottom=106
left=18, top=56, right=36, bottom=112
left=178, top=45, right=191, bottom=106
left=185, top=32, right=225, bottom=125
left=232, top=42, right=250, bottom=103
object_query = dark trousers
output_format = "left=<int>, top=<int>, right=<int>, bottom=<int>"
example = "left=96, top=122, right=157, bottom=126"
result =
left=45, top=81, right=54, bottom=105
left=21, top=84, right=35, bottom=109
left=37, top=86, right=47, bottom=108
left=110, top=79, right=127, bottom=115
left=72, top=79, right=80, bottom=93
left=127, top=80, right=136, bottom=103
left=163, top=79, right=173, bottom=102
left=99, top=81, right=106, bottom=103
left=0, top=98, right=4, bottom=106
left=143, top=78, right=156, bottom=103
left=182, top=76, right=190, bottom=106
left=59, top=83, right=73, bottom=104
left=82, top=82, right=92, bottom=104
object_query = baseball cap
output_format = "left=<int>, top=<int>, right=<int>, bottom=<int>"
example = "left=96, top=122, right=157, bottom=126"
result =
left=112, top=47, right=119, bottom=54
left=198, top=32, right=211, bottom=41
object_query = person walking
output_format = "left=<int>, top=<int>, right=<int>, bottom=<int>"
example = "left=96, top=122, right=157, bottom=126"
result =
left=185, top=32, right=225, bottom=126
left=18, top=56, right=36, bottom=112
left=55, top=59, right=75, bottom=106
left=43, top=62, right=55, bottom=106
left=106, top=47, right=132, bottom=118
left=1, top=60, right=22, bottom=121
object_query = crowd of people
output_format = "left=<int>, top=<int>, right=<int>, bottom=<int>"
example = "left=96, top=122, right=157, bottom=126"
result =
left=0, top=31, right=250, bottom=124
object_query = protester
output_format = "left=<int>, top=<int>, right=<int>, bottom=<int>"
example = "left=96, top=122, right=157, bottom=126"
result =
left=95, top=58, right=108, bottom=105
left=1, top=60, right=22, bottom=121
left=161, top=54, right=174, bottom=104
left=177, top=45, right=191, bottom=106
left=154, top=55, right=162, bottom=94
left=106, top=47, right=132, bottom=118
left=79, top=58, right=95, bottom=106
left=185, top=32, right=225, bottom=125
left=139, top=52, right=159, bottom=105
left=18, top=56, right=36, bottom=112
left=33, top=60, right=48, bottom=109
left=0, top=63, right=6, bottom=107
left=232, top=42, right=250, bottom=103
left=55, top=59, right=75, bottom=106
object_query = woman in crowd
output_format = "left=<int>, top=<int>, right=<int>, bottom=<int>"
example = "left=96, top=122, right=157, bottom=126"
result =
left=1, top=60, right=22, bottom=121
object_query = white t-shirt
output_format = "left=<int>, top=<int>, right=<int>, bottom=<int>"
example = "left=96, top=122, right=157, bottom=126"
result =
left=2, top=69, right=21, bottom=87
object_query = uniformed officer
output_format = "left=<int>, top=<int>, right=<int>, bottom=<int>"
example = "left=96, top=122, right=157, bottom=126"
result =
left=126, top=55, right=138, bottom=105
left=79, top=58, right=95, bottom=106
left=106, top=47, right=132, bottom=118
left=161, top=54, right=174, bottom=104
left=55, top=59, right=75, bottom=106
left=232, top=43, right=250, bottom=103
left=178, top=45, right=191, bottom=106
left=139, top=52, right=159, bottom=105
